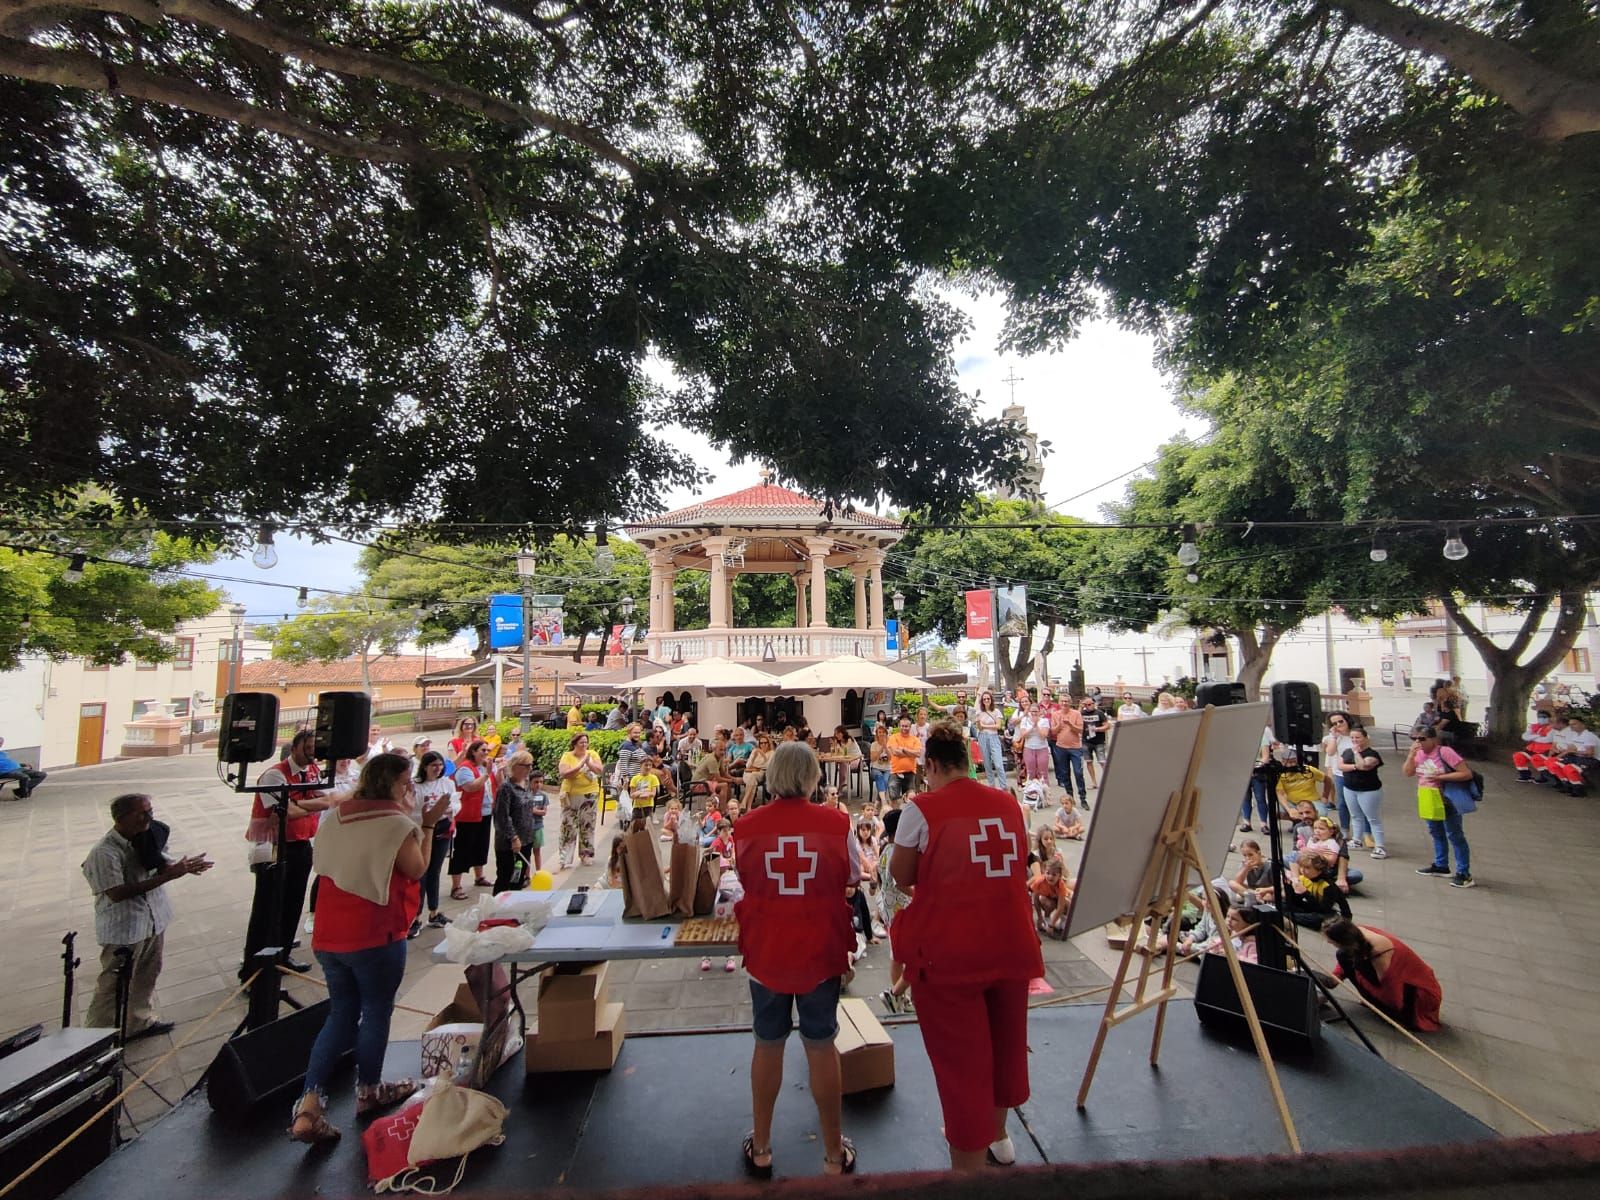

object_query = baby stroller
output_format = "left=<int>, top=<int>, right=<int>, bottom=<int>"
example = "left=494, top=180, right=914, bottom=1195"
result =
left=1020, top=777, right=1048, bottom=812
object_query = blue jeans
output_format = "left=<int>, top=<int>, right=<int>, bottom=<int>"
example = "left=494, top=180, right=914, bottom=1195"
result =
left=1332, top=774, right=1351, bottom=832
left=1345, top=786, right=1385, bottom=849
left=1241, top=775, right=1274, bottom=824
left=975, top=730, right=1006, bottom=786
left=749, top=975, right=842, bottom=1046
left=1050, top=745, right=1086, bottom=799
left=870, top=768, right=890, bottom=796
left=1424, top=804, right=1471, bottom=877
left=305, top=939, right=407, bottom=1094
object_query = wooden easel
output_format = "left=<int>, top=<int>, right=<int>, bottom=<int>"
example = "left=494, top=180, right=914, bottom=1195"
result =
left=1075, top=708, right=1302, bottom=1153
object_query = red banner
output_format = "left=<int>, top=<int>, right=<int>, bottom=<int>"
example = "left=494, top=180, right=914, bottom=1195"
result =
left=964, top=589, right=993, bottom=640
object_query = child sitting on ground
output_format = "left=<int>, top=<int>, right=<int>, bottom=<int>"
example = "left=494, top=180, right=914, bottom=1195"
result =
left=659, top=798, right=682, bottom=843
left=1215, top=838, right=1276, bottom=905
left=1288, top=851, right=1352, bottom=927
left=1304, top=815, right=1363, bottom=891
left=1030, top=827, right=1065, bottom=879
left=605, top=836, right=625, bottom=889
left=1053, top=801, right=1086, bottom=841
left=1198, top=904, right=1261, bottom=964
left=709, top=819, right=736, bottom=869
left=1030, top=858, right=1074, bottom=939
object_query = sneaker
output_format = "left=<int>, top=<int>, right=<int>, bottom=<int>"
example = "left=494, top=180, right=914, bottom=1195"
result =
left=880, top=989, right=901, bottom=1015
left=407, top=919, right=422, bottom=940
left=1415, top=864, right=1451, bottom=877
left=987, top=1135, right=1017, bottom=1166
left=1450, top=874, right=1476, bottom=889
left=303, top=915, right=315, bottom=935
left=1370, top=848, right=1388, bottom=860
left=427, top=912, right=450, bottom=929
left=1238, top=822, right=1251, bottom=833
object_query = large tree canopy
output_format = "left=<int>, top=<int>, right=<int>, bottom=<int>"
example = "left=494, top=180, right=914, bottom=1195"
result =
left=0, top=0, right=1026, bottom=539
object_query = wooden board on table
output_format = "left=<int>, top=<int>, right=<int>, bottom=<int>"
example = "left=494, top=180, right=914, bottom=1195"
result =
left=673, top=916, right=739, bottom=946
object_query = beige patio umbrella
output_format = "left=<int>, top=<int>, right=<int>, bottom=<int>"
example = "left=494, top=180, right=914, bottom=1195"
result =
left=627, top=656, right=792, bottom=697
left=774, top=654, right=933, bottom=692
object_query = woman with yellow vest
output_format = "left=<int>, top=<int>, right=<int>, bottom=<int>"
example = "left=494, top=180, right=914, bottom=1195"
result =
left=891, top=722, right=1042, bottom=1170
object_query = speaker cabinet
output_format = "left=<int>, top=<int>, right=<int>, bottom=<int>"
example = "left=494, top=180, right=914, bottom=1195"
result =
left=207, top=999, right=349, bottom=1120
left=314, top=691, right=372, bottom=761
left=1195, top=681, right=1247, bottom=708
left=218, top=692, right=280, bottom=764
left=1270, top=680, right=1322, bottom=749
left=1194, top=954, right=1321, bottom=1053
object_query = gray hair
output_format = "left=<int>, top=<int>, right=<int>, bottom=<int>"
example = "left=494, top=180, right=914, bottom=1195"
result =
left=110, top=792, right=150, bottom=821
left=763, top=741, right=820, bottom=799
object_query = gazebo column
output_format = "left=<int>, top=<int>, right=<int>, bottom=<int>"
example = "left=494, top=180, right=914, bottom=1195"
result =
left=851, top=566, right=869, bottom=630
left=866, top=549, right=886, bottom=630
left=793, top=573, right=808, bottom=627
left=661, top=568, right=677, bottom=633
left=805, top=537, right=831, bottom=629
left=647, top=551, right=672, bottom=638
left=705, top=537, right=730, bottom=629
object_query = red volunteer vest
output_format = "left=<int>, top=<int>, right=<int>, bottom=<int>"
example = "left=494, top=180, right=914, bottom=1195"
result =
left=1527, top=722, right=1554, bottom=754
left=892, top=778, right=1043, bottom=986
left=733, top=797, right=854, bottom=994
left=248, top=758, right=322, bottom=843
left=453, top=762, right=487, bottom=823
left=312, top=872, right=420, bottom=953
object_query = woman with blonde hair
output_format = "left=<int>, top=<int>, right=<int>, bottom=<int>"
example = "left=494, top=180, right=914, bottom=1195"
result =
left=972, top=690, right=1006, bottom=787
left=558, top=731, right=604, bottom=868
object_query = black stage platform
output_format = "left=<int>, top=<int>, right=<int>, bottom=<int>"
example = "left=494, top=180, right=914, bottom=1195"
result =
left=66, top=1002, right=1498, bottom=1198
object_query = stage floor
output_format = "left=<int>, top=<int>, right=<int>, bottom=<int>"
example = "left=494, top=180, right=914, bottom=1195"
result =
left=66, top=1002, right=1494, bottom=1197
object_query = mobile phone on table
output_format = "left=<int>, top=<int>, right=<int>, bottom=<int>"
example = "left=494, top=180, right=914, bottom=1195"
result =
left=566, top=891, right=588, bottom=915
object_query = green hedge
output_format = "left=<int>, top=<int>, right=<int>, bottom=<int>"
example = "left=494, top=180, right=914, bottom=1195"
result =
left=580, top=702, right=617, bottom=716
left=892, top=690, right=962, bottom=711
left=517, top=728, right=624, bottom=777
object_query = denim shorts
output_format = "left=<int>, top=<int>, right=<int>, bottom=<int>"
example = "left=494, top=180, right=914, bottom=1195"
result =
left=749, top=975, right=842, bottom=1046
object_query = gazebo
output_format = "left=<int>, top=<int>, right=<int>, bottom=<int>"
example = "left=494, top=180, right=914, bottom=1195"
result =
left=623, top=470, right=905, bottom=667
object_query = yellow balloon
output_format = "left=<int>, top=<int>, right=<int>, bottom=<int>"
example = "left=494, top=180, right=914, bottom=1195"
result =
left=527, top=870, right=555, bottom=891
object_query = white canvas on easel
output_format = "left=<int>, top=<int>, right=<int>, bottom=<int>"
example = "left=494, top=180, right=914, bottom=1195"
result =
left=1065, top=702, right=1302, bottom=1153
left=1068, top=704, right=1270, bottom=937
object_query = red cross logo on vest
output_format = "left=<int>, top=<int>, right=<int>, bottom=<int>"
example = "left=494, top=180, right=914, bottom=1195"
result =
left=969, top=817, right=1019, bottom=878
left=765, top=835, right=819, bottom=896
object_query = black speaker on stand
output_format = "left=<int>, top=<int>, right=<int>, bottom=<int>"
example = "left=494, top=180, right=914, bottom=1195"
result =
left=218, top=692, right=281, bottom=764
left=1270, top=680, right=1322, bottom=759
left=1194, top=953, right=1321, bottom=1053
left=314, top=691, right=372, bottom=761
left=1195, top=680, right=1247, bottom=708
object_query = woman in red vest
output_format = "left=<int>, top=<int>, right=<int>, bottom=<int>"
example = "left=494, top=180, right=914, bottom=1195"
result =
left=891, top=721, right=1042, bottom=1170
left=732, top=741, right=859, bottom=1177
left=289, top=752, right=451, bottom=1146
left=447, top=739, right=493, bottom=898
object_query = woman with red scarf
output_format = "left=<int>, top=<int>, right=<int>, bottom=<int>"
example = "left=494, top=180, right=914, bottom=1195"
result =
left=891, top=722, right=1042, bottom=1170
left=289, top=753, right=450, bottom=1145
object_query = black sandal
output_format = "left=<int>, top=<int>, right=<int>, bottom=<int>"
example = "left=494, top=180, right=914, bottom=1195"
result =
left=741, top=1132, right=773, bottom=1178
left=823, top=1135, right=856, bottom=1175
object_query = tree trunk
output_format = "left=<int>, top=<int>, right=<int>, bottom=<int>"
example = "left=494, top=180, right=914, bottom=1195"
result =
left=1234, top=624, right=1286, bottom=699
left=1330, top=0, right=1600, bottom=140
left=1442, top=589, right=1589, bottom=747
left=358, top=640, right=374, bottom=693
left=1000, top=628, right=1035, bottom=692
left=573, top=630, right=589, bottom=664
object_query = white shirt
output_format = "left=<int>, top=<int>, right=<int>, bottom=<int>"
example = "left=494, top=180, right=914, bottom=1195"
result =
left=1017, top=714, right=1050, bottom=749
left=82, top=828, right=173, bottom=947
left=1323, top=733, right=1353, bottom=776
left=415, top=775, right=461, bottom=823
left=1117, top=703, right=1144, bottom=721
left=1560, top=729, right=1600, bottom=758
left=893, top=799, right=932, bottom=852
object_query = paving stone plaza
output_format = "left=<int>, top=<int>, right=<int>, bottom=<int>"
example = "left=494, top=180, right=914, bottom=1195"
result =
left=4, top=708, right=1597, bottom=1141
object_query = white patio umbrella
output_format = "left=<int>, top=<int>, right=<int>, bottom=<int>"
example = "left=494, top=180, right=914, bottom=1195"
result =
left=775, top=654, right=933, bottom=692
left=627, top=656, right=791, bottom=697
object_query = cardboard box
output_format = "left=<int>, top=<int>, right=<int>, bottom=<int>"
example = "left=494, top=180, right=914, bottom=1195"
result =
left=421, top=982, right=523, bottom=1082
left=525, top=1001, right=626, bottom=1073
left=836, top=998, right=894, bottom=1094
left=537, top=961, right=611, bottom=1043
left=392, top=964, right=474, bottom=1042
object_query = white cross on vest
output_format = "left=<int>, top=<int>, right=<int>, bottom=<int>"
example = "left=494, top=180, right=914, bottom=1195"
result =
left=765, top=835, right=819, bottom=896
left=969, top=817, right=1020, bottom=878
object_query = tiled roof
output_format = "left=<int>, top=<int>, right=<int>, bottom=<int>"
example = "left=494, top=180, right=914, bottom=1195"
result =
left=241, top=656, right=474, bottom=687
left=626, top=484, right=900, bottom=531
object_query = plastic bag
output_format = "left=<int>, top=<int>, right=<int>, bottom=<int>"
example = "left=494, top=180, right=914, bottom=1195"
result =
left=441, top=921, right=535, bottom=965
left=1416, top=785, right=1446, bottom=822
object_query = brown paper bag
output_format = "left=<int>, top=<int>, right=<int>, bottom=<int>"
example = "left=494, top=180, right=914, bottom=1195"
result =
left=621, top=828, right=671, bottom=920
left=694, top=850, right=722, bottom=916
left=668, top=841, right=700, bottom=917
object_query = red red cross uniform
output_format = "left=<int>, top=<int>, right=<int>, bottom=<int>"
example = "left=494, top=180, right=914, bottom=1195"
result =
left=1513, top=722, right=1553, bottom=781
left=733, top=799, right=854, bottom=995
left=892, top=777, right=1043, bottom=1153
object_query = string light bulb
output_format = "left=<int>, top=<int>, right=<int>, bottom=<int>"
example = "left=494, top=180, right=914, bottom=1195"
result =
left=1442, top=524, right=1469, bottom=562
left=296, top=586, right=309, bottom=606
left=1176, top=524, right=1200, bottom=567
left=1369, top=532, right=1388, bottom=563
left=592, top=523, right=614, bottom=572
left=20, top=613, right=31, bottom=630
left=251, top=525, right=278, bottom=570
left=63, top=553, right=86, bottom=582
left=1185, top=572, right=1199, bottom=584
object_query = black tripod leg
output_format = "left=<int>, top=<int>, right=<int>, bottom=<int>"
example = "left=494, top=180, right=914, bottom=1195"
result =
left=1266, top=925, right=1382, bottom=1057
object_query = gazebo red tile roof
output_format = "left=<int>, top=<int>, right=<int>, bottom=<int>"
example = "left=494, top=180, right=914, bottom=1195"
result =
left=626, top=483, right=901, bottom=531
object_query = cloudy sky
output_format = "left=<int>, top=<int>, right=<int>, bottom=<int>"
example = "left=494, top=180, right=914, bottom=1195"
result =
left=215, top=290, right=1202, bottom=626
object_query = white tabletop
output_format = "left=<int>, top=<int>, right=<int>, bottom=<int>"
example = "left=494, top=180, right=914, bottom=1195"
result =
left=435, top=888, right=724, bottom=964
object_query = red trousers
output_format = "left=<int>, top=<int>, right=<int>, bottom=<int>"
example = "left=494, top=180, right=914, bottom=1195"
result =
left=910, top=976, right=1030, bottom=1152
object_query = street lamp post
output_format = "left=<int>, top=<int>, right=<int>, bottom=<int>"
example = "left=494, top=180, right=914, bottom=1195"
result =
left=619, top=594, right=636, bottom=713
left=227, top=602, right=247, bottom=695
left=892, top=590, right=906, bottom=661
left=517, top=549, right=537, bottom=734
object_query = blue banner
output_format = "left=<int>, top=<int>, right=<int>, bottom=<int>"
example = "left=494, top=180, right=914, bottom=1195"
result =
left=886, top=618, right=900, bottom=651
left=489, top=593, right=524, bottom=650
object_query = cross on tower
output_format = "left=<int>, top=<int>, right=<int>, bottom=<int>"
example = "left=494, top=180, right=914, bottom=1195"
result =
left=998, top=364, right=1024, bottom=406
left=765, top=835, right=819, bottom=896
left=969, top=817, right=1020, bottom=879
